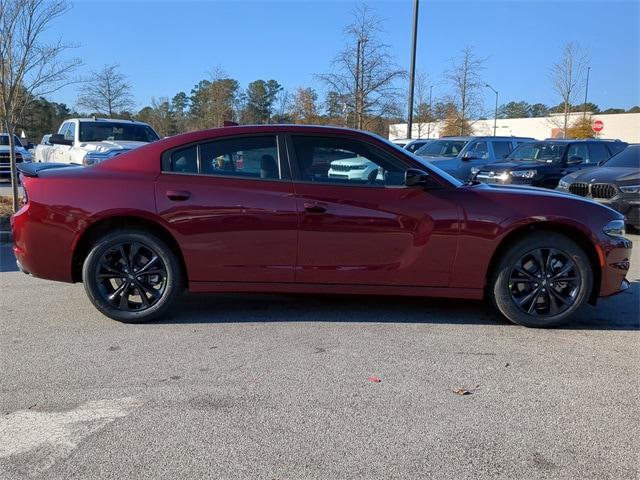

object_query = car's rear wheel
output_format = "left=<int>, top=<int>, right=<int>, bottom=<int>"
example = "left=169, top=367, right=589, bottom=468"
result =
left=82, top=229, right=182, bottom=323
left=490, top=232, right=592, bottom=327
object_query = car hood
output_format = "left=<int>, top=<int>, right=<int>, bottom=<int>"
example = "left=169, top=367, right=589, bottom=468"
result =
left=419, top=155, right=460, bottom=162
left=565, top=166, right=640, bottom=185
left=81, top=140, right=148, bottom=153
left=0, top=145, right=31, bottom=157
left=479, top=160, right=550, bottom=172
left=330, top=157, right=371, bottom=166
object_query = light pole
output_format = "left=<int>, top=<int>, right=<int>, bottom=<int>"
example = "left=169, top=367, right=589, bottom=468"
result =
left=426, top=85, right=433, bottom=139
left=406, top=0, right=420, bottom=139
left=485, top=83, right=498, bottom=136
left=583, top=66, right=591, bottom=119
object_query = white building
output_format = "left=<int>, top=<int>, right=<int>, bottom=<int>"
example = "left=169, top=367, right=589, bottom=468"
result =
left=389, top=112, right=640, bottom=143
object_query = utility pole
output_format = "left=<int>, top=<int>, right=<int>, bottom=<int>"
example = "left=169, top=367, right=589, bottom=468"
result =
left=426, top=85, right=433, bottom=139
left=485, top=83, right=498, bottom=136
left=583, top=66, right=591, bottom=119
left=406, top=0, right=420, bottom=139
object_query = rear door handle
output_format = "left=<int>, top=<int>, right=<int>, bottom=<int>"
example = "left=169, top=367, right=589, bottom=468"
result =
left=166, top=190, right=191, bottom=201
left=303, top=202, right=327, bottom=214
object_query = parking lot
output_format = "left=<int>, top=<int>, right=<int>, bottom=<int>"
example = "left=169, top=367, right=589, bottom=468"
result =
left=0, top=234, right=638, bottom=479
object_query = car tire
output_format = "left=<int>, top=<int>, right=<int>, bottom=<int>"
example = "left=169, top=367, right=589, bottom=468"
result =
left=82, top=229, right=183, bottom=323
left=490, top=232, right=592, bottom=327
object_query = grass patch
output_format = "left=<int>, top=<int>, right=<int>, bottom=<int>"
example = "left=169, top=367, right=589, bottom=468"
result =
left=0, top=196, right=16, bottom=219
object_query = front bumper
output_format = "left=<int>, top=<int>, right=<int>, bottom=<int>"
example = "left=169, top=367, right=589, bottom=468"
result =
left=597, top=234, right=633, bottom=297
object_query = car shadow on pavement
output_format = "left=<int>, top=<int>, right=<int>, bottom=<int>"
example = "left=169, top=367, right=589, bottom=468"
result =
left=156, top=281, right=639, bottom=331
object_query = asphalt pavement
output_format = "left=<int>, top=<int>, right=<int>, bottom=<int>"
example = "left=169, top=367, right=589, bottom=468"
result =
left=1, top=235, right=638, bottom=479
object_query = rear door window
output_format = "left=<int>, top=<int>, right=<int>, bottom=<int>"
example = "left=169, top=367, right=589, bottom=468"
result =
left=200, top=136, right=281, bottom=179
left=588, top=143, right=611, bottom=164
left=566, top=143, right=590, bottom=163
left=492, top=141, right=512, bottom=159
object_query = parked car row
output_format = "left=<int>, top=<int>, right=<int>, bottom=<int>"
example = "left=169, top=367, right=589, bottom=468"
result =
left=402, top=135, right=636, bottom=228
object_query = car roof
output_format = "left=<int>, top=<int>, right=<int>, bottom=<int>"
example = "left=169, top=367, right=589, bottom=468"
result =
left=539, top=138, right=625, bottom=143
left=95, top=124, right=400, bottom=174
left=72, top=117, right=152, bottom=125
left=439, top=136, right=534, bottom=140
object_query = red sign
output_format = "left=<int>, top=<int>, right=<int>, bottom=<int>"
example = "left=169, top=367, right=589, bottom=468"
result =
left=592, top=119, right=604, bottom=132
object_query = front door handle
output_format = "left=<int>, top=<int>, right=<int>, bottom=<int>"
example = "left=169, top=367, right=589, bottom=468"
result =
left=304, top=202, right=327, bottom=214
left=166, top=190, right=191, bottom=201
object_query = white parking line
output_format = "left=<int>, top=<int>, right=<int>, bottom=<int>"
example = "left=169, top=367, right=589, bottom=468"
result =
left=0, top=397, right=141, bottom=477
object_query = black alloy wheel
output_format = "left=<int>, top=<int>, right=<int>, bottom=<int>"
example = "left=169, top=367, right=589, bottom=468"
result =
left=95, top=241, right=168, bottom=311
left=83, top=229, right=182, bottom=323
left=508, top=248, right=580, bottom=317
left=490, top=232, right=592, bottom=327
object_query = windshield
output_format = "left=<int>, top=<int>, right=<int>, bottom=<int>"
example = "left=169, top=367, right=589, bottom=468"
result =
left=79, top=122, right=159, bottom=143
left=0, top=135, right=23, bottom=147
left=415, top=139, right=468, bottom=158
left=602, top=145, right=639, bottom=168
left=507, top=142, right=566, bottom=163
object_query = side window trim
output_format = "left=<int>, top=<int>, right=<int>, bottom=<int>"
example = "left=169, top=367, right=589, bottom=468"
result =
left=161, top=133, right=292, bottom=182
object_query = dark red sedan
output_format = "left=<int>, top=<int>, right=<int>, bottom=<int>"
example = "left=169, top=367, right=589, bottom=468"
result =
left=12, top=125, right=632, bottom=327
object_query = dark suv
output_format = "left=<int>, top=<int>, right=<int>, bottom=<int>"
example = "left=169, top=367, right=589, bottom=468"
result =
left=414, top=136, right=534, bottom=180
left=472, top=139, right=628, bottom=188
left=556, top=144, right=639, bottom=229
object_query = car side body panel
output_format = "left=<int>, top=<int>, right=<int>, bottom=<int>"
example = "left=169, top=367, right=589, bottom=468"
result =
left=155, top=173, right=298, bottom=283
left=11, top=125, right=631, bottom=305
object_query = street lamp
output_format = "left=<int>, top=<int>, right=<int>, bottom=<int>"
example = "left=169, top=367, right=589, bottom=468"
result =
left=583, top=66, right=591, bottom=119
left=426, top=85, right=433, bottom=139
left=485, top=83, right=498, bottom=136
left=406, top=0, right=420, bottom=139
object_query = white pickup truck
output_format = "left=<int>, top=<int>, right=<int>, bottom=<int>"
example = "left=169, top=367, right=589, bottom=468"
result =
left=35, top=118, right=160, bottom=166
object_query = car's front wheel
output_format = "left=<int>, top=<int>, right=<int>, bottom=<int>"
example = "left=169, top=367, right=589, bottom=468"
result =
left=490, top=232, right=593, bottom=327
left=82, top=229, right=182, bottom=323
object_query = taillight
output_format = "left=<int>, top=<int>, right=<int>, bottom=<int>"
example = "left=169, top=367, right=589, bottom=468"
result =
left=21, top=181, right=28, bottom=207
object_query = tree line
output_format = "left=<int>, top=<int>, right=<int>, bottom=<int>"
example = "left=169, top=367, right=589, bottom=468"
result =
left=2, top=0, right=639, bottom=211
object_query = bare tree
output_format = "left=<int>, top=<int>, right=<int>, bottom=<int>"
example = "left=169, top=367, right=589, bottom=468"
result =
left=551, top=42, right=588, bottom=138
left=77, top=64, right=134, bottom=116
left=443, top=46, right=485, bottom=135
left=0, top=0, right=80, bottom=211
left=317, top=4, right=405, bottom=130
left=412, top=71, right=433, bottom=138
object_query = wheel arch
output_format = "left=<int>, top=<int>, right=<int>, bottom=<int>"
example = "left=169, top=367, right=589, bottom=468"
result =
left=485, top=221, right=601, bottom=305
left=71, top=214, right=188, bottom=285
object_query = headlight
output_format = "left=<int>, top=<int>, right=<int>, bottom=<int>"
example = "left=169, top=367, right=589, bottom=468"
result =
left=510, top=169, right=537, bottom=179
left=351, top=164, right=368, bottom=170
left=83, top=151, right=115, bottom=166
left=620, top=185, right=640, bottom=194
left=603, top=219, right=625, bottom=238
left=557, top=179, right=570, bottom=190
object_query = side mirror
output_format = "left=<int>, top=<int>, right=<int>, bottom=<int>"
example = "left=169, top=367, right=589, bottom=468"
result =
left=461, top=152, right=476, bottom=161
left=50, top=134, right=72, bottom=146
left=405, top=168, right=431, bottom=187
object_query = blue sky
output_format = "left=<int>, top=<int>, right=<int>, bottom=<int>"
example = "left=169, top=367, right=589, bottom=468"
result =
left=45, top=0, right=640, bottom=114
